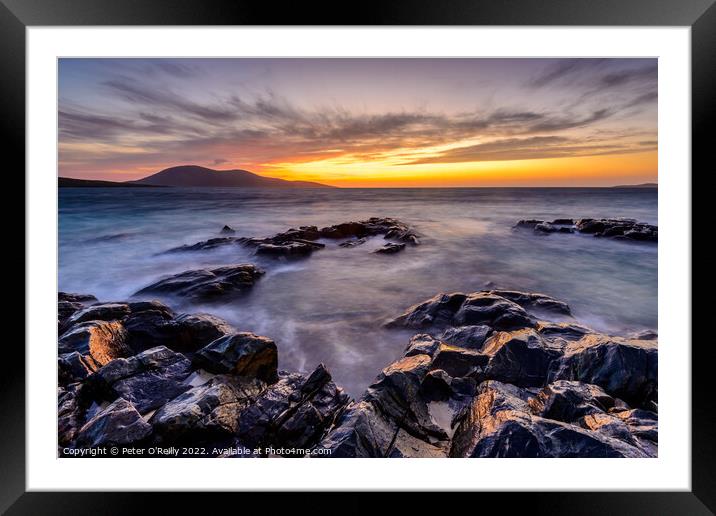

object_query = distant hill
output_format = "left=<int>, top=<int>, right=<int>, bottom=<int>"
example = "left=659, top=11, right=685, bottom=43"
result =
left=59, top=177, right=162, bottom=188
left=611, top=182, right=657, bottom=188
left=130, top=165, right=333, bottom=188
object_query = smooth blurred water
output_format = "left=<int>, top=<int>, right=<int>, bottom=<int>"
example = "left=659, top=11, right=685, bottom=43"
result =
left=59, top=187, right=657, bottom=396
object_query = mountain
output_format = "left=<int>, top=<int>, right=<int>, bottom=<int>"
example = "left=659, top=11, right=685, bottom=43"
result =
left=131, top=165, right=333, bottom=188
left=59, top=177, right=162, bottom=188
left=611, top=182, right=657, bottom=188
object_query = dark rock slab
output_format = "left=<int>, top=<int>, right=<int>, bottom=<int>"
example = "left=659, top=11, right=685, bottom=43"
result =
left=76, top=398, right=152, bottom=447
left=150, top=375, right=265, bottom=445
left=438, top=325, right=492, bottom=350
left=133, top=264, right=264, bottom=303
left=62, top=303, right=131, bottom=330
left=481, top=329, right=563, bottom=387
left=548, top=334, right=658, bottom=408
left=374, top=242, right=406, bottom=254
left=450, top=380, right=648, bottom=458
left=90, top=346, right=193, bottom=413
left=387, top=291, right=536, bottom=331
left=515, top=217, right=657, bottom=242
left=220, top=225, right=236, bottom=234
left=237, top=363, right=350, bottom=451
left=193, top=332, right=278, bottom=383
left=58, top=351, right=100, bottom=385
left=487, top=290, right=571, bottom=316
left=528, top=380, right=618, bottom=423
left=58, top=320, right=132, bottom=367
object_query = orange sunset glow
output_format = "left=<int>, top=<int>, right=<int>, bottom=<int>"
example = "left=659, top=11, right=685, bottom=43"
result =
left=59, top=58, right=657, bottom=187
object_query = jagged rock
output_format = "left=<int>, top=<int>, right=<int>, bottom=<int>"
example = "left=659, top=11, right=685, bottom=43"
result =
left=387, top=291, right=536, bottom=331
left=528, top=380, right=618, bottom=422
left=59, top=351, right=100, bottom=385
left=58, top=320, right=132, bottom=367
left=431, top=343, right=489, bottom=378
left=193, top=333, right=278, bottom=383
left=482, top=329, right=563, bottom=387
left=450, top=381, right=648, bottom=458
left=339, top=237, right=367, bottom=248
left=150, top=375, right=265, bottom=445
left=237, top=364, right=350, bottom=451
left=486, top=290, right=571, bottom=316
left=438, top=325, right=492, bottom=350
left=536, top=321, right=593, bottom=341
left=515, top=217, right=657, bottom=242
left=59, top=292, right=99, bottom=304
left=76, top=398, right=152, bottom=447
left=90, top=346, right=193, bottom=413
left=133, top=264, right=264, bottom=303
left=58, top=384, right=89, bottom=446
left=254, top=240, right=325, bottom=258
left=170, top=313, right=234, bottom=352
left=548, top=334, right=657, bottom=408
left=62, top=303, right=131, bottom=330
left=164, top=237, right=238, bottom=253
left=220, top=225, right=235, bottom=234
left=374, top=242, right=406, bottom=254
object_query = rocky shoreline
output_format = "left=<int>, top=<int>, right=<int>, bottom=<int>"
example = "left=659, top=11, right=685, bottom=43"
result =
left=58, top=285, right=657, bottom=458
left=514, top=218, right=657, bottom=242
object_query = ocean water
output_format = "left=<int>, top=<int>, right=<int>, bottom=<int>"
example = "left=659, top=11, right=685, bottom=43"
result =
left=59, top=187, right=658, bottom=396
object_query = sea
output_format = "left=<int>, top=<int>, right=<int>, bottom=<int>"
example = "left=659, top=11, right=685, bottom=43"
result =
left=59, top=187, right=658, bottom=397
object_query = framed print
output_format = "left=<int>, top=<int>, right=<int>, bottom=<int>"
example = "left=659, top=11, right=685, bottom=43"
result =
left=4, top=0, right=713, bottom=512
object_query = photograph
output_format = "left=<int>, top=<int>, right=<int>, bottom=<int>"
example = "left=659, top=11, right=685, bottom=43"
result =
left=56, top=57, right=658, bottom=459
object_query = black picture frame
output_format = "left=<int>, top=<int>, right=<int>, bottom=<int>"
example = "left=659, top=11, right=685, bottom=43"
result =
left=3, top=0, right=712, bottom=512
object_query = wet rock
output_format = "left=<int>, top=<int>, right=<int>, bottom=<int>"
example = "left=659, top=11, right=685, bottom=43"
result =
left=386, top=291, right=536, bottom=331
left=528, top=380, right=617, bottom=422
left=91, top=346, right=193, bottom=413
left=450, top=381, right=647, bottom=458
left=62, top=303, right=131, bottom=330
left=58, top=384, right=90, bottom=446
left=170, top=313, right=234, bottom=352
left=193, top=332, right=278, bottom=383
left=513, top=219, right=543, bottom=229
left=627, top=329, right=658, bottom=341
left=59, top=292, right=99, bottom=304
left=253, top=240, right=324, bottom=258
left=220, top=225, right=236, bottom=234
left=536, top=321, right=593, bottom=341
left=150, top=375, right=264, bottom=445
left=164, top=237, right=238, bottom=253
left=431, top=343, right=489, bottom=378
left=58, top=352, right=100, bottom=385
left=487, top=290, right=571, bottom=316
left=374, top=242, right=406, bottom=254
left=58, top=320, right=132, bottom=367
left=237, top=364, right=350, bottom=451
left=438, top=325, right=492, bottom=350
left=515, top=217, right=657, bottom=242
left=548, top=334, right=658, bottom=408
left=482, top=329, right=563, bottom=387
left=339, top=237, right=367, bottom=248
left=122, top=301, right=177, bottom=353
left=133, top=264, right=264, bottom=303
left=76, top=398, right=152, bottom=447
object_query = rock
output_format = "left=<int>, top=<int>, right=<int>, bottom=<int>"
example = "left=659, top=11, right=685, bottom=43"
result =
left=58, top=384, right=89, bottom=446
left=220, top=225, right=235, bottom=234
left=170, top=313, right=234, bottom=352
left=133, top=264, right=264, bottom=303
left=627, top=329, right=658, bottom=341
left=122, top=301, right=177, bottom=353
left=528, top=380, right=617, bottom=422
left=386, top=291, right=535, bottom=331
left=254, top=240, right=324, bottom=258
left=58, top=320, right=132, bottom=367
left=487, top=290, right=572, bottom=316
left=150, top=375, right=264, bottom=445
left=515, top=217, right=657, bottom=242
left=237, top=364, right=350, bottom=451
left=164, top=237, right=238, bottom=253
left=62, top=303, right=131, bottom=330
left=76, top=398, right=152, bottom=447
left=438, top=325, right=492, bottom=350
left=90, top=346, right=193, bottom=413
left=374, top=242, right=406, bottom=254
left=339, top=237, right=367, bottom=248
left=450, top=380, right=648, bottom=458
left=431, top=343, right=489, bottom=378
left=513, top=219, right=543, bottom=229
left=58, top=351, right=100, bottom=385
left=481, top=329, right=563, bottom=387
left=59, top=292, right=98, bottom=304
left=193, top=333, right=278, bottom=383
left=536, top=321, right=593, bottom=341
left=548, top=334, right=658, bottom=408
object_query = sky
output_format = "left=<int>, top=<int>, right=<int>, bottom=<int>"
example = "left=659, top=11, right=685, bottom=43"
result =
left=58, top=58, right=657, bottom=187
